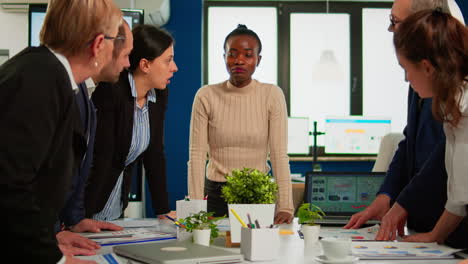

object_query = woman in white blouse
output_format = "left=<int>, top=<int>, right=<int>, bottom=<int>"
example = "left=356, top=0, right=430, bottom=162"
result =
left=392, top=9, right=468, bottom=244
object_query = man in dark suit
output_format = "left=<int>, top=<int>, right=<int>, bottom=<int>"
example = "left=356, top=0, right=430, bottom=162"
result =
left=345, top=0, right=468, bottom=248
left=55, top=21, right=134, bottom=256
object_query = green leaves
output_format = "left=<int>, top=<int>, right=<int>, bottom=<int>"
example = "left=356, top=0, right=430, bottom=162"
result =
left=297, top=203, right=325, bottom=226
left=221, top=168, right=278, bottom=204
left=178, top=211, right=225, bottom=243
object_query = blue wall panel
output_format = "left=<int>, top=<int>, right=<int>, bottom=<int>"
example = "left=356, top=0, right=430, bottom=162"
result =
left=145, top=0, right=203, bottom=217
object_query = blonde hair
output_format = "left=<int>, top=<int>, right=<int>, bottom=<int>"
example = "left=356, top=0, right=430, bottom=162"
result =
left=40, top=0, right=122, bottom=56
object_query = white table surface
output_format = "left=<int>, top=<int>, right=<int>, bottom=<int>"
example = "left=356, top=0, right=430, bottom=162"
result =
left=82, top=218, right=465, bottom=264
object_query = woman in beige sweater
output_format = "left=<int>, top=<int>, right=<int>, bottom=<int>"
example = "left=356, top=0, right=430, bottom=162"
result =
left=188, top=24, right=293, bottom=224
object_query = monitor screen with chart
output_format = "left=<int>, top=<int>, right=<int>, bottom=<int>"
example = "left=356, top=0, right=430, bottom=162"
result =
left=28, top=5, right=144, bottom=47
left=324, top=116, right=391, bottom=154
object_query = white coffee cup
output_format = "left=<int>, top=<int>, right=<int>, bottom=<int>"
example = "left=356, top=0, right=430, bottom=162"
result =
left=320, top=237, right=352, bottom=261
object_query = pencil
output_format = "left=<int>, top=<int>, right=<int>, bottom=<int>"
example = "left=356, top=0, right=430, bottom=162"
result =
left=230, top=208, right=248, bottom=228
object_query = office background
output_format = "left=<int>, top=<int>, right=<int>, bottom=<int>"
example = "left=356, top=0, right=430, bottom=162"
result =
left=0, top=0, right=466, bottom=216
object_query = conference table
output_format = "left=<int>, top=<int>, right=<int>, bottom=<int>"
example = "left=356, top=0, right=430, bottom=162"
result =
left=81, top=218, right=465, bottom=264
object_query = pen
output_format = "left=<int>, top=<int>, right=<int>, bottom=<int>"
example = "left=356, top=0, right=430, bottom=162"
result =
left=88, top=234, right=133, bottom=239
left=164, top=215, right=176, bottom=222
left=247, top=213, right=253, bottom=227
left=230, top=208, right=248, bottom=228
left=297, top=230, right=304, bottom=239
left=255, top=219, right=261, bottom=229
left=164, top=215, right=186, bottom=228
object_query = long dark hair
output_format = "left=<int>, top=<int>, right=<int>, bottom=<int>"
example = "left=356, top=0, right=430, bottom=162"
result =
left=129, top=24, right=174, bottom=73
left=394, top=9, right=468, bottom=127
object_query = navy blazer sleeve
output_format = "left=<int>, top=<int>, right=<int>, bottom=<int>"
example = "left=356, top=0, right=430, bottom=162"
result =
left=377, top=88, right=447, bottom=231
left=60, top=84, right=97, bottom=227
left=143, top=88, right=170, bottom=215
left=378, top=89, right=412, bottom=199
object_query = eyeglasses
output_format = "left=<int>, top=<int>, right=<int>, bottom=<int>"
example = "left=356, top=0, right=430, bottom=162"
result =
left=104, top=34, right=125, bottom=41
left=389, top=14, right=401, bottom=29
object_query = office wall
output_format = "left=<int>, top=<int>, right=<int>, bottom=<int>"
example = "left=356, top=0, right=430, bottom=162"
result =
left=0, top=9, right=27, bottom=58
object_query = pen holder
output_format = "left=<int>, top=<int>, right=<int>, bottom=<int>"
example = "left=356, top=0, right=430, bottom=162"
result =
left=176, top=199, right=207, bottom=241
left=240, top=227, right=279, bottom=261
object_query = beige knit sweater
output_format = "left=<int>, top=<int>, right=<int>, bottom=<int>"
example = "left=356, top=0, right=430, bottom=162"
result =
left=187, top=79, right=294, bottom=214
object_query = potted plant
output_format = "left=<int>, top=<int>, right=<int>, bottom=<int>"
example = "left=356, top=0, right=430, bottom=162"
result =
left=297, top=203, right=325, bottom=246
left=221, top=168, right=278, bottom=243
left=178, top=211, right=224, bottom=246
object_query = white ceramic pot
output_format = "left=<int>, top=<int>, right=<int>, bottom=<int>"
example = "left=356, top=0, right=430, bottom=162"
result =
left=228, top=203, right=275, bottom=243
left=193, top=229, right=211, bottom=246
left=301, top=224, right=320, bottom=248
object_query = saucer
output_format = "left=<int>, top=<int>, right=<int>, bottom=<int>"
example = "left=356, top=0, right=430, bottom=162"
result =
left=314, top=255, right=359, bottom=264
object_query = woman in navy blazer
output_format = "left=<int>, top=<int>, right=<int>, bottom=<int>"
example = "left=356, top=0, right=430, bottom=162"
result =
left=85, top=24, right=178, bottom=220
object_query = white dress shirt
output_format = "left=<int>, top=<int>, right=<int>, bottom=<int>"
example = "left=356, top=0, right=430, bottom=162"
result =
left=444, top=80, right=468, bottom=216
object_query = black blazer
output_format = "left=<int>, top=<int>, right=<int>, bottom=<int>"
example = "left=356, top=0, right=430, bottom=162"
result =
left=0, top=46, right=85, bottom=262
left=85, top=71, right=170, bottom=217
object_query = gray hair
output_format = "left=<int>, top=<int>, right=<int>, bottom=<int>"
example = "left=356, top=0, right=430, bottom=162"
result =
left=410, top=0, right=449, bottom=13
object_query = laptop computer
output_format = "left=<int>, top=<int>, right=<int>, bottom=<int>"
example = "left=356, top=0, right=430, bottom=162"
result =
left=113, top=240, right=244, bottom=264
left=304, top=171, right=386, bottom=226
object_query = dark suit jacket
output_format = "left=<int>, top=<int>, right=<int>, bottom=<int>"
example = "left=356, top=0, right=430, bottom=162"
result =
left=0, top=46, right=85, bottom=262
left=379, top=88, right=468, bottom=248
left=85, top=71, right=170, bottom=217
left=59, top=82, right=97, bottom=227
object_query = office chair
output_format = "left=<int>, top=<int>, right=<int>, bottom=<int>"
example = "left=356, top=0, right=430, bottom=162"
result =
left=372, top=132, right=405, bottom=172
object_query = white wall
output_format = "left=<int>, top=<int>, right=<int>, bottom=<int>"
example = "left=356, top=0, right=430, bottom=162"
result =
left=0, top=8, right=28, bottom=58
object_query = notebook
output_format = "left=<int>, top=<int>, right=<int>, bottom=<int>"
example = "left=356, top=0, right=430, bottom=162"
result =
left=113, top=240, right=244, bottom=264
left=304, top=171, right=386, bottom=225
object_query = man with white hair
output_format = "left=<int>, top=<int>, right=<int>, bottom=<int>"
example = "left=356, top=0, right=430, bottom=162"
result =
left=345, top=0, right=468, bottom=248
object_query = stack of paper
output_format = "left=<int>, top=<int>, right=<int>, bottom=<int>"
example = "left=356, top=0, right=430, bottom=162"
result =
left=319, top=224, right=381, bottom=241
left=80, top=227, right=176, bottom=246
left=351, top=241, right=462, bottom=259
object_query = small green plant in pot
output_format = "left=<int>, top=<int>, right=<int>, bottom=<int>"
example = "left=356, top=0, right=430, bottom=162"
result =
left=297, top=203, right=325, bottom=226
left=178, top=211, right=225, bottom=245
left=297, top=203, right=325, bottom=246
left=221, top=168, right=279, bottom=243
left=221, top=168, right=278, bottom=204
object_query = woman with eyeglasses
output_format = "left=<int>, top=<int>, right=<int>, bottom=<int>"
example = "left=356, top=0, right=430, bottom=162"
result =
left=187, top=24, right=294, bottom=224
left=85, top=24, right=178, bottom=222
left=392, top=9, right=468, bottom=248
left=0, top=0, right=122, bottom=263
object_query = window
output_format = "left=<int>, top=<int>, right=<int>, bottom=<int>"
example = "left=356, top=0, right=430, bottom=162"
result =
left=290, top=13, right=350, bottom=146
left=362, top=8, right=407, bottom=134
left=204, top=1, right=405, bottom=150
left=206, top=6, right=277, bottom=85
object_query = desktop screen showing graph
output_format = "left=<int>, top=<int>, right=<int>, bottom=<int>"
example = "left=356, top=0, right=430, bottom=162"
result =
left=324, top=116, right=391, bottom=154
left=309, top=173, right=385, bottom=214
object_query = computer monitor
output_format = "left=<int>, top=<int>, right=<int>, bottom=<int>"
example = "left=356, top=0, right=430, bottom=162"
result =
left=288, top=117, right=310, bottom=155
left=28, top=4, right=144, bottom=47
left=0, top=49, right=9, bottom=66
left=28, top=4, right=47, bottom=47
left=324, top=116, right=391, bottom=155
left=304, top=171, right=386, bottom=216
left=122, top=8, right=144, bottom=29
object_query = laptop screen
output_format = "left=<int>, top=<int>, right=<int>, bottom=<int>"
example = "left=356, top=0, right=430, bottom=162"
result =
left=304, top=171, right=386, bottom=216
